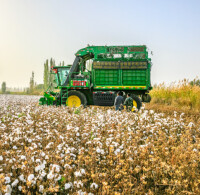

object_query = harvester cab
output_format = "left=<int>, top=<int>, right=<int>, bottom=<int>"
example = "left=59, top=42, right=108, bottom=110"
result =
left=51, top=65, right=72, bottom=86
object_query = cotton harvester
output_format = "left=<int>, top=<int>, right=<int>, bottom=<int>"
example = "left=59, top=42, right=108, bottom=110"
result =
left=39, top=45, right=152, bottom=110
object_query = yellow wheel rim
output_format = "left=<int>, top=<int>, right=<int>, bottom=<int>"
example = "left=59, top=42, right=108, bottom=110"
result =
left=131, top=100, right=138, bottom=112
left=67, top=95, right=81, bottom=107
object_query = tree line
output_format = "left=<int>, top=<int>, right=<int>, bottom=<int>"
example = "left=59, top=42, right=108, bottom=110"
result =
left=1, top=58, right=65, bottom=95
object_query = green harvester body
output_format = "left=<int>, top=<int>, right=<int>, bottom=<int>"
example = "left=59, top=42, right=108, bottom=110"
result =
left=39, top=45, right=152, bottom=109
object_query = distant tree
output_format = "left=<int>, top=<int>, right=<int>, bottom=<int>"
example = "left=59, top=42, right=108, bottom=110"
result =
left=1, top=82, right=6, bottom=93
left=50, top=58, right=54, bottom=69
left=44, top=59, right=49, bottom=90
left=49, top=58, right=56, bottom=90
left=29, top=72, right=35, bottom=93
left=43, top=58, right=66, bottom=91
left=26, top=88, right=30, bottom=94
left=35, top=84, right=44, bottom=90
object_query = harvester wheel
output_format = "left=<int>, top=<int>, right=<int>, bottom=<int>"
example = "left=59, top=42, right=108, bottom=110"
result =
left=131, top=94, right=142, bottom=111
left=66, top=91, right=87, bottom=108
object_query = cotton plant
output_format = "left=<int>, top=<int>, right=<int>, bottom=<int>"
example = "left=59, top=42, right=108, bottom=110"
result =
left=0, top=94, right=200, bottom=194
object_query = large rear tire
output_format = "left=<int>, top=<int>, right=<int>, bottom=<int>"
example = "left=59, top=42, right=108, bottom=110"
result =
left=65, top=91, right=87, bottom=107
left=131, top=94, right=142, bottom=111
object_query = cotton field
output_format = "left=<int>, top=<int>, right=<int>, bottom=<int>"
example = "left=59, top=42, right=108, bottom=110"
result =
left=0, top=95, right=200, bottom=194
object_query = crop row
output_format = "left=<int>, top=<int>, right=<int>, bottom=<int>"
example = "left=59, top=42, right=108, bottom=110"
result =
left=0, top=95, right=200, bottom=194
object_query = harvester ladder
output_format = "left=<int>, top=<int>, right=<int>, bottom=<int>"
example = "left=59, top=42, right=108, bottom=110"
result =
left=61, top=88, right=68, bottom=106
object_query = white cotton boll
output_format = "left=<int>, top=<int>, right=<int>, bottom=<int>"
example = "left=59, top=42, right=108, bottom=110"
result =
left=26, top=120, right=33, bottom=125
left=90, top=183, right=98, bottom=189
left=47, top=171, right=54, bottom=180
left=32, top=143, right=37, bottom=149
left=27, top=174, right=34, bottom=181
left=128, top=126, right=132, bottom=131
left=180, top=113, right=184, bottom=119
left=21, top=155, right=26, bottom=160
left=65, top=182, right=72, bottom=190
left=140, top=144, right=147, bottom=148
left=57, top=144, right=63, bottom=150
left=36, top=159, right=41, bottom=163
left=150, top=110, right=154, bottom=114
left=13, top=146, right=17, bottom=150
left=19, top=174, right=26, bottom=182
left=188, top=122, right=194, bottom=128
left=5, top=185, right=12, bottom=194
left=135, top=116, right=139, bottom=120
left=11, top=179, right=19, bottom=187
left=46, top=142, right=53, bottom=149
left=78, top=190, right=86, bottom=195
left=96, top=148, right=101, bottom=154
left=31, top=156, right=34, bottom=162
left=86, top=141, right=92, bottom=145
left=41, top=152, right=45, bottom=157
left=35, top=163, right=45, bottom=172
left=39, top=185, right=44, bottom=193
left=77, top=181, right=83, bottom=188
left=55, top=174, right=61, bottom=181
left=65, top=148, right=70, bottom=154
left=70, top=153, right=76, bottom=158
left=65, top=183, right=71, bottom=190
left=43, top=160, right=47, bottom=164
left=64, top=164, right=72, bottom=169
left=38, top=173, right=46, bottom=181
left=45, top=155, right=49, bottom=159
left=9, top=159, right=13, bottom=163
left=112, top=142, right=119, bottom=147
left=52, top=164, right=60, bottom=172
left=99, top=149, right=105, bottom=155
left=0, top=155, right=3, bottom=161
left=80, top=169, right=85, bottom=175
left=5, top=176, right=11, bottom=184
left=18, top=186, right=22, bottom=191
left=114, top=148, right=121, bottom=155
left=129, top=157, right=133, bottom=161
left=74, top=171, right=82, bottom=177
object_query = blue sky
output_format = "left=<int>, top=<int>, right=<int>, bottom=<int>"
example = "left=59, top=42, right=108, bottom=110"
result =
left=0, top=0, right=200, bottom=87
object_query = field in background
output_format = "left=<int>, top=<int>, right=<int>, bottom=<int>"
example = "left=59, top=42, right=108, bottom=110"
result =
left=148, top=80, right=200, bottom=113
left=2, top=79, right=200, bottom=113
left=0, top=95, right=200, bottom=194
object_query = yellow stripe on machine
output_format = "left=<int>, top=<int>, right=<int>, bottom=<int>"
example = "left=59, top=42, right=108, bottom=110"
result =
left=95, top=86, right=146, bottom=89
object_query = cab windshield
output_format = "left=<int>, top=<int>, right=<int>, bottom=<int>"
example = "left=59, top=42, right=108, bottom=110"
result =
left=57, top=68, right=70, bottom=85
